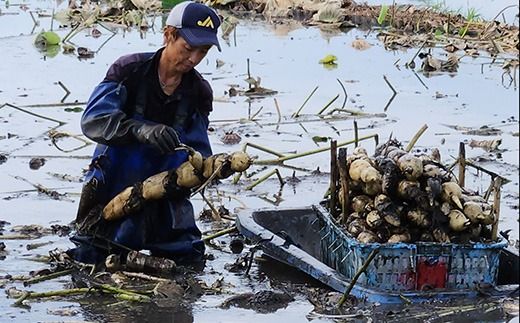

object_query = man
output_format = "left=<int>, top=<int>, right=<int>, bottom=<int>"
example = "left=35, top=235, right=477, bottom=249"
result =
left=68, top=1, right=221, bottom=264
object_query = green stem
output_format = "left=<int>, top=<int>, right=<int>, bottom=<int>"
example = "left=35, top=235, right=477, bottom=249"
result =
left=292, top=86, right=319, bottom=118
left=405, top=124, right=428, bottom=152
left=254, top=134, right=378, bottom=165
left=23, top=269, right=74, bottom=286
left=317, top=94, right=339, bottom=115
left=242, top=142, right=285, bottom=157
left=202, top=226, right=238, bottom=242
left=245, top=169, right=284, bottom=190
left=337, top=249, right=379, bottom=307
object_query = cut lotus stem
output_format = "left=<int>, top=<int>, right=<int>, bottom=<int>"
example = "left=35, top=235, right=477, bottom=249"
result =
left=337, top=248, right=379, bottom=307
left=329, top=141, right=338, bottom=218
left=232, top=172, right=243, bottom=184
left=21, top=102, right=88, bottom=108
left=338, top=148, right=350, bottom=224
left=353, top=120, right=359, bottom=147
left=202, top=226, right=238, bottom=242
left=250, top=106, right=263, bottom=120
left=383, top=75, right=397, bottom=95
left=242, top=142, right=285, bottom=157
left=337, top=78, right=347, bottom=109
left=98, top=284, right=150, bottom=301
left=465, top=160, right=509, bottom=184
left=23, top=268, right=74, bottom=286
left=458, top=142, right=466, bottom=188
left=292, top=85, right=319, bottom=118
left=274, top=98, right=282, bottom=123
left=407, top=40, right=427, bottom=67
left=317, top=94, right=340, bottom=115
left=14, top=288, right=91, bottom=306
left=0, top=103, right=65, bottom=126
left=121, top=271, right=170, bottom=282
left=115, top=293, right=151, bottom=302
left=254, top=134, right=378, bottom=165
left=200, top=192, right=221, bottom=221
left=491, top=177, right=502, bottom=241
left=405, top=124, right=428, bottom=152
left=245, top=168, right=284, bottom=190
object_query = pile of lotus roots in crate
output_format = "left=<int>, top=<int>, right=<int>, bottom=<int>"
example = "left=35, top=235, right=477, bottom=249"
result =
left=338, top=139, right=495, bottom=244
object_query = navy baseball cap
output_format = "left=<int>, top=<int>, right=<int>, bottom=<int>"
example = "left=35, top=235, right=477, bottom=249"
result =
left=166, top=1, right=221, bottom=51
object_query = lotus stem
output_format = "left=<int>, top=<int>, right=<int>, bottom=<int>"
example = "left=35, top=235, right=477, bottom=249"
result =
left=338, top=148, right=350, bottom=224
left=458, top=142, right=466, bottom=188
left=23, top=268, right=74, bottom=286
left=254, top=134, right=378, bottom=165
left=405, top=124, right=428, bottom=152
left=292, top=85, right=319, bottom=118
left=98, top=284, right=150, bottom=302
left=274, top=98, right=282, bottom=123
left=242, top=142, right=285, bottom=157
left=14, top=288, right=91, bottom=306
left=0, top=103, right=65, bottom=125
left=115, top=293, right=151, bottom=302
left=245, top=168, right=284, bottom=190
left=353, top=120, right=359, bottom=147
left=337, top=78, right=347, bottom=109
left=200, top=192, right=221, bottom=221
left=250, top=106, right=263, bottom=120
left=121, top=271, right=170, bottom=282
left=202, top=226, right=238, bottom=242
left=491, top=177, right=502, bottom=241
left=317, top=94, right=340, bottom=115
left=337, top=248, right=379, bottom=307
left=329, top=141, right=338, bottom=217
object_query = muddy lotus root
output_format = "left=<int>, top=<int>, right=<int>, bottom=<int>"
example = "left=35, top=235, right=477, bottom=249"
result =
left=338, top=140, right=496, bottom=244
left=103, top=151, right=252, bottom=221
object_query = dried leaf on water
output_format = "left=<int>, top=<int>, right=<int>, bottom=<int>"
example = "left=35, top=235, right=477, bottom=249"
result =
left=312, top=1, right=344, bottom=24
left=29, top=157, right=46, bottom=170
left=46, top=308, right=79, bottom=316
left=351, top=38, right=371, bottom=50
left=77, top=47, right=95, bottom=59
left=420, top=53, right=459, bottom=73
left=62, top=43, right=75, bottom=54
left=312, top=136, right=329, bottom=143
left=468, top=138, right=502, bottom=151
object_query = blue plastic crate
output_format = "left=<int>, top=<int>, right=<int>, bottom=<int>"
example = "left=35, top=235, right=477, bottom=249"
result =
left=316, top=205, right=507, bottom=292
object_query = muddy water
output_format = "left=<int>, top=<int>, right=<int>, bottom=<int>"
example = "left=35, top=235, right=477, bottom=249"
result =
left=0, top=1, right=519, bottom=322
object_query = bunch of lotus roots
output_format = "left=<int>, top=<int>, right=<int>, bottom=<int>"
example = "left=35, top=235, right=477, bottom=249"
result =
left=338, top=140, right=495, bottom=244
left=103, top=151, right=252, bottom=221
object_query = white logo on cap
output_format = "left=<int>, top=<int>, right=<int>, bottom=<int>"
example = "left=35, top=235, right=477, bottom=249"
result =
left=197, top=16, right=214, bottom=29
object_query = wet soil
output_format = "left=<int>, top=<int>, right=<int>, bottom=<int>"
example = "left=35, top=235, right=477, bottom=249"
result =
left=0, top=0, right=519, bottom=322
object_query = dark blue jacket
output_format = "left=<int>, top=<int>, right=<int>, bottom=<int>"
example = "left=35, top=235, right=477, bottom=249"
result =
left=70, top=48, right=212, bottom=263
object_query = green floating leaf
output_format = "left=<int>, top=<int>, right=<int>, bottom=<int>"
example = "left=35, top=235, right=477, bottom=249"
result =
left=34, top=31, right=61, bottom=48
left=312, top=136, right=329, bottom=143
left=377, top=5, right=388, bottom=25
left=319, top=54, right=337, bottom=65
left=44, top=45, right=60, bottom=58
left=64, top=107, right=84, bottom=113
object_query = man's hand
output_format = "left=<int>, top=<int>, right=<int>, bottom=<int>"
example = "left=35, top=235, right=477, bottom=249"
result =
left=135, top=124, right=181, bottom=154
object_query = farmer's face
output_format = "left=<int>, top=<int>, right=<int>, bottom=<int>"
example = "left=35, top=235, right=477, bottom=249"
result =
left=164, top=28, right=211, bottom=73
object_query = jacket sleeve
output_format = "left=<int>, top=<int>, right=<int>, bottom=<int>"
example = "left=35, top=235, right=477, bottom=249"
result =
left=81, top=80, right=142, bottom=145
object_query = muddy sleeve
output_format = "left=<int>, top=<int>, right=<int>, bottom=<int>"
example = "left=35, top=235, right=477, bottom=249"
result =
left=81, top=80, right=144, bottom=145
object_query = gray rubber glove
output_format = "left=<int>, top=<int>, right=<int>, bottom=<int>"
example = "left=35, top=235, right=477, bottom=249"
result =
left=135, top=124, right=181, bottom=154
